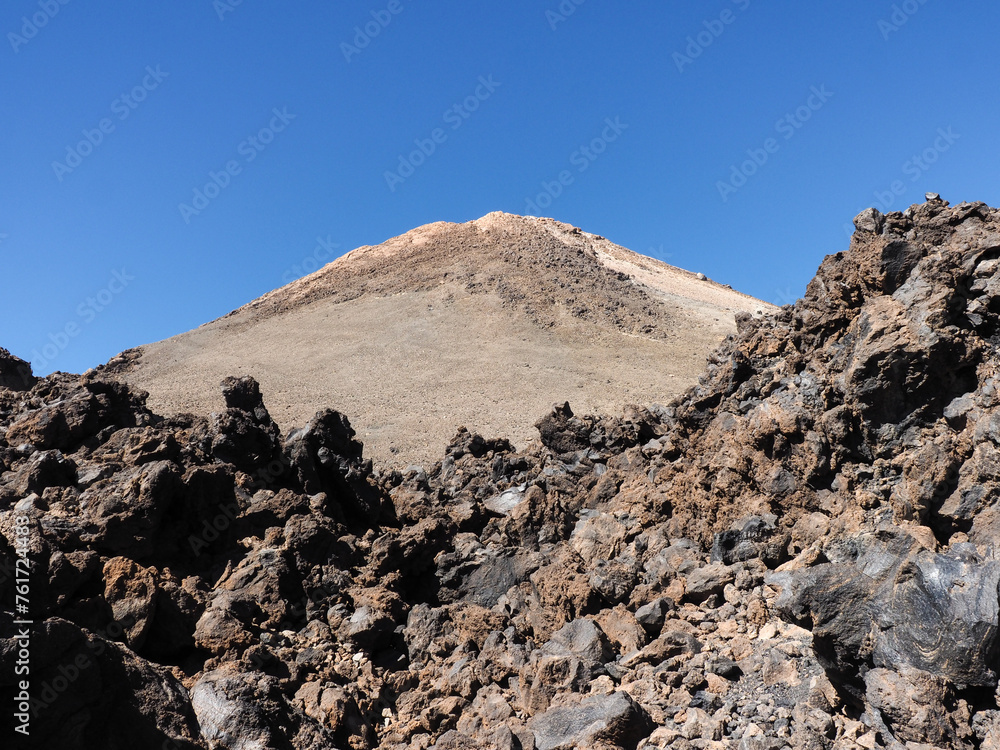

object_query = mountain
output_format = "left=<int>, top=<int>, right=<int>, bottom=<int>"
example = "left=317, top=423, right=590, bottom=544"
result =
left=108, top=212, right=771, bottom=465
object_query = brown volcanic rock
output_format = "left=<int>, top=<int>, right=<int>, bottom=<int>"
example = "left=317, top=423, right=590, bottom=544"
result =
left=108, top=212, right=770, bottom=466
left=650, top=197, right=996, bottom=547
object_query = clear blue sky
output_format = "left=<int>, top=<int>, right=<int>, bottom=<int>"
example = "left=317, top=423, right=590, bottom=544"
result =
left=2, top=0, right=996, bottom=375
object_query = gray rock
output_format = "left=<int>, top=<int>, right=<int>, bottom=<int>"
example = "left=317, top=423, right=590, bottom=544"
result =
left=588, top=556, right=638, bottom=604
left=439, top=549, right=540, bottom=608
left=343, top=605, right=395, bottom=651
left=634, top=596, right=674, bottom=632
left=541, top=618, right=614, bottom=665
left=211, top=376, right=284, bottom=477
left=403, top=604, right=451, bottom=666
left=483, top=485, right=526, bottom=515
left=707, top=656, right=743, bottom=680
left=943, top=394, right=975, bottom=426
left=711, top=515, right=788, bottom=567
left=684, top=562, right=735, bottom=601
left=528, top=691, right=653, bottom=750
left=520, top=618, right=617, bottom=714
left=571, top=513, right=629, bottom=564
left=191, top=670, right=288, bottom=750
left=853, top=207, right=885, bottom=234
left=774, top=530, right=1000, bottom=688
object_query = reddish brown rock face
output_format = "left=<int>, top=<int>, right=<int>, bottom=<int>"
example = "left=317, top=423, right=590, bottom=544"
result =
left=6, top=197, right=1000, bottom=749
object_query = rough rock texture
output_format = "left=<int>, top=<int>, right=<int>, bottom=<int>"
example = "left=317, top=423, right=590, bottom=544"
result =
left=0, top=348, right=34, bottom=392
left=6, top=197, right=1000, bottom=748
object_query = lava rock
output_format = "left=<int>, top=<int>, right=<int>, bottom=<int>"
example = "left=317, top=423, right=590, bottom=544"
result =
left=0, top=347, right=35, bottom=390
left=211, top=376, right=284, bottom=477
left=284, top=409, right=383, bottom=527
left=711, top=514, right=788, bottom=567
left=683, top=562, right=735, bottom=602
left=634, top=596, right=674, bottom=632
left=853, top=207, right=885, bottom=234
left=535, top=402, right=591, bottom=454
left=0, top=617, right=202, bottom=749
left=774, top=530, right=1000, bottom=688
left=528, top=691, right=653, bottom=750
left=13, top=449, right=78, bottom=495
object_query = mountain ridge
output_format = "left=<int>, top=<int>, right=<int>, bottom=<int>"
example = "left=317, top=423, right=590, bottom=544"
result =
left=224, top=212, right=765, bottom=332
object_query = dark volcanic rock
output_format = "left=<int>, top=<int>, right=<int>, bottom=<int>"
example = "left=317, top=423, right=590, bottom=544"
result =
left=6, top=392, right=106, bottom=451
left=535, top=402, right=591, bottom=454
left=0, top=348, right=35, bottom=391
left=191, top=666, right=337, bottom=749
left=711, top=514, right=789, bottom=567
left=774, top=529, right=1000, bottom=688
left=12, top=449, right=77, bottom=496
left=5, top=375, right=152, bottom=452
left=211, top=375, right=284, bottom=476
left=0, top=617, right=202, bottom=749
left=285, top=408, right=383, bottom=526
left=527, top=691, right=653, bottom=750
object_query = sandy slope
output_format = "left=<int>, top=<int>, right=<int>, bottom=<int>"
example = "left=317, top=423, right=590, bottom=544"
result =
left=111, top=213, right=774, bottom=465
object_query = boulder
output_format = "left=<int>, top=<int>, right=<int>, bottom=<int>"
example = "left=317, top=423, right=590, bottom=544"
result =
left=683, top=562, right=735, bottom=602
left=527, top=691, right=653, bottom=750
left=6, top=392, right=104, bottom=451
left=191, top=667, right=335, bottom=749
left=284, top=409, right=383, bottom=527
left=535, top=402, right=591, bottom=454
left=0, top=347, right=35, bottom=390
left=0, top=618, right=202, bottom=749
left=12, top=449, right=77, bottom=495
left=211, top=376, right=284, bottom=477
left=77, top=460, right=184, bottom=558
left=520, top=618, right=615, bottom=714
left=711, top=514, right=788, bottom=567
left=774, top=530, right=1000, bottom=689
left=102, top=556, right=159, bottom=650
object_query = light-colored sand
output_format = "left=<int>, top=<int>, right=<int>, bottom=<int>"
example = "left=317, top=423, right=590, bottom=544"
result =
left=112, top=213, right=774, bottom=466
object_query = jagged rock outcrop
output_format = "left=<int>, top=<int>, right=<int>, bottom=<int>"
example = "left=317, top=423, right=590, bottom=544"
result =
left=0, top=349, right=34, bottom=392
left=6, top=196, right=1000, bottom=749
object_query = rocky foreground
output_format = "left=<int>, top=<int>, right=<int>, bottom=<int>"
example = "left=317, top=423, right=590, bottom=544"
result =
left=4, top=196, right=1000, bottom=748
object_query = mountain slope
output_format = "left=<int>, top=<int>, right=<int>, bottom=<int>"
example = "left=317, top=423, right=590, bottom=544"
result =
left=110, top=212, right=771, bottom=464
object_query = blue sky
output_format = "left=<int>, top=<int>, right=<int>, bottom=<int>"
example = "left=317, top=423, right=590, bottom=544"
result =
left=2, top=0, right=995, bottom=375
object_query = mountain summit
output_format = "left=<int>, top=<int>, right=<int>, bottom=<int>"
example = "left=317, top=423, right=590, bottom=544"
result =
left=110, top=213, right=771, bottom=463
